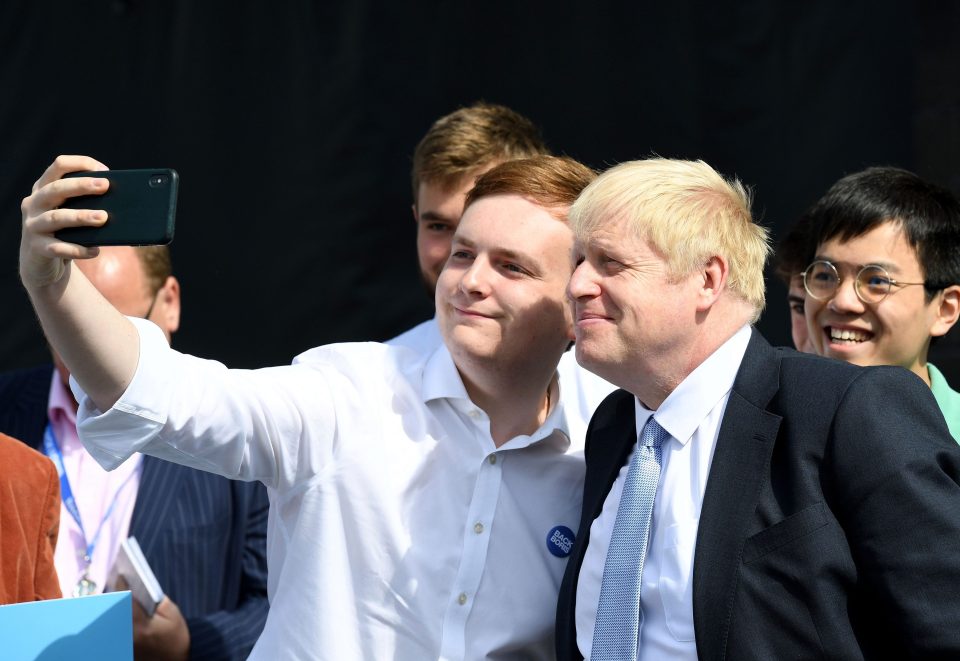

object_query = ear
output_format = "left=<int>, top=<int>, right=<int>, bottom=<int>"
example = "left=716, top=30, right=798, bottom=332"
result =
left=930, top=284, right=960, bottom=337
left=411, top=203, right=419, bottom=223
left=155, top=275, right=181, bottom=339
left=695, top=255, right=729, bottom=313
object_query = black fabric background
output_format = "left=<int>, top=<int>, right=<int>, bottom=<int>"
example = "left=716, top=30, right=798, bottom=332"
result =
left=1, top=0, right=957, bottom=383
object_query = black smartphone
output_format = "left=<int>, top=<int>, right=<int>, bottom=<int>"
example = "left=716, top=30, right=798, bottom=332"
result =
left=55, top=169, right=179, bottom=246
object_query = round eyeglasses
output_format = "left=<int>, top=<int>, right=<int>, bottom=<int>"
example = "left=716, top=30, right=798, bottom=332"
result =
left=801, top=260, right=928, bottom=304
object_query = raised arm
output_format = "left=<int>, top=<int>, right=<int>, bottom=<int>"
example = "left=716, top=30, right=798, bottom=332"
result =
left=20, top=155, right=140, bottom=411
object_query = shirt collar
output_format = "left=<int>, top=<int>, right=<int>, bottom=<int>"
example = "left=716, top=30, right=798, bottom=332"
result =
left=47, top=368, right=78, bottom=428
left=422, top=343, right=470, bottom=404
left=421, top=343, right=570, bottom=450
left=635, top=324, right=752, bottom=446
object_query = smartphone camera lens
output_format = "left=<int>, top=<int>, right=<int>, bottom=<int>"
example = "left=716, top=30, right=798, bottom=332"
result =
left=148, top=174, right=169, bottom=188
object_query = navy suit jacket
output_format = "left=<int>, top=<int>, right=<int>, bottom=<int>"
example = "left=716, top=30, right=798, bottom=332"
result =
left=557, top=330, right=960, bottom=660
left=0, top=365, right=270, bottom=660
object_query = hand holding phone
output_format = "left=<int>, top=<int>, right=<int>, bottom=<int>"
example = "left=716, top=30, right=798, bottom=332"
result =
left=55, top=169, right=179, bottom=246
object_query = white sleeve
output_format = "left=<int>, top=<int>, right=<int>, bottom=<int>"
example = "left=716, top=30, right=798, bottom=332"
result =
left=74, top=317, right=338, bottom=490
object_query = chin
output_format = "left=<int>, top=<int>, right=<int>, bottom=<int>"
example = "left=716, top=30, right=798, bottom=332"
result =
left=574, top=343, right=604, bottom=371
left=446, top=329, right=498, bottom=359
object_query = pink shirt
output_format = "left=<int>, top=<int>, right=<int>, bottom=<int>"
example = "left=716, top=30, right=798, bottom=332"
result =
left=48, top=370, right=141, bottom=597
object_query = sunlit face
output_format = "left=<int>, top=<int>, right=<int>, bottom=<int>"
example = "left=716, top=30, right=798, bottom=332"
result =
left=568, top=217, right=701, bottom=393
left=436, top=194, right=574, bottom=376
left=804, top=221, right=944, bottom=382
left=414, top=168, right=496, bottom=296
left=788, top=274, right=813, bottom=353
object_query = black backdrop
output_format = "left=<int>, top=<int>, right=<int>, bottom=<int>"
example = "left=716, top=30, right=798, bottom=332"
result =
left=2, top=1, right=957, bottom=383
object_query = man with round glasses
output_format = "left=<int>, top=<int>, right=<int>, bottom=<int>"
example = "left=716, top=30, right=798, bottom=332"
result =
left=800, top=166, right=960, bottom=441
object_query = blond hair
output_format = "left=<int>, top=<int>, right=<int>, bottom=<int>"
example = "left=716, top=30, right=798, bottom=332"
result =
left=570, top=158, right=770, bottom=320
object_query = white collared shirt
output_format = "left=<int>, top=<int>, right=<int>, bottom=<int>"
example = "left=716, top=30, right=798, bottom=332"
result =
left=387, top=317, right=617, bottom=452
left=575, top=325, right=752, bottom=660
left=75, top=318, right=585, bottom=660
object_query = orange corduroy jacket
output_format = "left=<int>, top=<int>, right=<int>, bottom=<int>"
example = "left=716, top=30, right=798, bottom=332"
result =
left=0, top=432, right=61, bottom=604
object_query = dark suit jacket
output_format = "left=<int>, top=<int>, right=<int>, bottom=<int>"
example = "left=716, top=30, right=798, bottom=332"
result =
left=0, top=365, right=270, bottom=660
left=557, top=330, right=960, bottom=660
left=0, top=432, right=61, bottom=604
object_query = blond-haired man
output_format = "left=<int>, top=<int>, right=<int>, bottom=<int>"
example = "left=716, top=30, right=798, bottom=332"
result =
left=556, top=158, right=960, bottom=659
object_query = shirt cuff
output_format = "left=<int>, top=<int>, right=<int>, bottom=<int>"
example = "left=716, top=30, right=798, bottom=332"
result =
left=72, top=317, right=173, bottom=471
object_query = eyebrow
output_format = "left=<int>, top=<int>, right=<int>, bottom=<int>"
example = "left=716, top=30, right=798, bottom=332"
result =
left=419, top=210, right=457, bottom=222
left=814, top=256, right=903, bottom=274
left=454, top=236, right=539, bottom=266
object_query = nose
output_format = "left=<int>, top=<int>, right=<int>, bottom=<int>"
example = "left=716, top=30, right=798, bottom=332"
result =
left=568, top=260, right=601, bottom=303
left=827, top=275, right=865, bottom=314
left=459, top=257, right=492, bottom=297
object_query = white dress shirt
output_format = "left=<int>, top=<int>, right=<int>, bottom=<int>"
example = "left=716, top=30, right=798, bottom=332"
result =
left=76, top=318, right=585, bottom=660
left=388, top=317, right=617, bottom=452
left=575, top=325, right=752, bottom=660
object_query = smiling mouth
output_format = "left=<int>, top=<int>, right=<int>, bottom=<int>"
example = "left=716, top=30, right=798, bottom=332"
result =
left=577, top=311, right=611, bottom=323
left=827, top=327, right=872, bottom=344
left=455, top=307, right=493, bottom=319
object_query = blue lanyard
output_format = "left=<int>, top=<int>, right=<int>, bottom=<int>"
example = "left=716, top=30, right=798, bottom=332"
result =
left=42, top=424, right=137, bottom=565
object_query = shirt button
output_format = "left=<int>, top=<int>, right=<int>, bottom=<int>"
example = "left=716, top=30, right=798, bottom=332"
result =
left=458, top=592, right=468, bottom=605
left=474, top=522, right=484, bottom=534
left=488, top=454, right=497, bottom=465
left=468, top=409, right=481, bottom=419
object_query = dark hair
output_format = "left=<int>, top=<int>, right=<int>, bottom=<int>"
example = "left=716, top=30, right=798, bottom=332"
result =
left=411, top=102, right=549, bottom=201
left=464, top=156, right=597, bottom=221
left=774, top=218, right=813, bottom=285
left=804, top=166, right=960, bottom=299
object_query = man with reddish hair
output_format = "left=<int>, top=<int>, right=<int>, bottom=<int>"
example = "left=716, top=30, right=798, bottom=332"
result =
left=22, top=153, right=596, bottom=658
left=394, top=103, right=615, bottom=449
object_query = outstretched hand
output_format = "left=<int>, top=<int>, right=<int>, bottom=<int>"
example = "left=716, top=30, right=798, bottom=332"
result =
left=19, top=155, right=109, bottom=289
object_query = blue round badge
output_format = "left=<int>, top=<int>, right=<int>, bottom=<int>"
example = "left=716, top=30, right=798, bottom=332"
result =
left=546, top=525, right=575, bottom=558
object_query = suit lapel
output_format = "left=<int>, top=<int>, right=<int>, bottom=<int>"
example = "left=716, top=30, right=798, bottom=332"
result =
left=129, top=456, right=185, bottom=557
left=692, top=330, right=782, bottom=660
left=558, top=390, right=635, bottom=660
left=582, top=391, right=638, bottom=530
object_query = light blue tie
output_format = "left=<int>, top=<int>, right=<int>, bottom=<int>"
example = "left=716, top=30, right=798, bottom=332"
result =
left=591, top=416, right=668, bottom=661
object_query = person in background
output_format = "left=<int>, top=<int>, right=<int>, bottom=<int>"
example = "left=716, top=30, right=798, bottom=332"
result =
left=0, top=432, right=61, bottom=605
left=773, top=219, right=815, bottom=352
left=0, top=245, right=269, bottom=660
left=800, top=166, right=960, bottom=442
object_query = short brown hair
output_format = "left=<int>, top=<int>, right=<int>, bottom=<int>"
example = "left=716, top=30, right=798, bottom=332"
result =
left=465, top=156, right=597, bottom=221
left=135, top=246, right=172, bottom=295
left=411, top=102, right=549, bottom=201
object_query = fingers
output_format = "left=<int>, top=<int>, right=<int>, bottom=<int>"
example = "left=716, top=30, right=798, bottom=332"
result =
left=27, top=207, right=107, bottom=235
left=28, top=173, right=109, bottom=214
left=32, top=154, right=108, bottom=193
left=20, top=156, right=110, bottom=289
